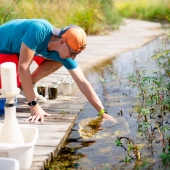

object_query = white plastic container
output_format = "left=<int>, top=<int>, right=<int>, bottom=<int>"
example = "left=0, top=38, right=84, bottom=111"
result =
left=0, top=124, right=38, bottom=170
left=0, top=157, right=19, bottom=170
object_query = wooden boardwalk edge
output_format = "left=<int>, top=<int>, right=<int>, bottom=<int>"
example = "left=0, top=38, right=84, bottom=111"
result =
left=29, top=112, right=79, bottom=170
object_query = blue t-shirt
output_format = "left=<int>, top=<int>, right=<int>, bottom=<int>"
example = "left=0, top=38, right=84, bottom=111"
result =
left=0, top=19, right=78, bottom=70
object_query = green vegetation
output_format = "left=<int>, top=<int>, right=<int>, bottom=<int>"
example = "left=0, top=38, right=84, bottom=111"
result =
left=0, top=0, right=122, bottom=34
left=1, top=0, right=169, bottom=34
left=98, top=38, right=170, bottom=168
left=121, top=48, right=170, bottom=168
left=115, top=0, right=170, bottom=21
left=46, top=141, right=95, bottom=170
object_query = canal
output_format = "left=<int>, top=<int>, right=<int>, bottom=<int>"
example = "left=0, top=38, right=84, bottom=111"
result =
left=46, top=35, right=170, bottom=170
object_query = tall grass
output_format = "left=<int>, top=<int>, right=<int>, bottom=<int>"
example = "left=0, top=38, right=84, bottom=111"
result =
left=114, top=0, right=170, bottom=21
left=0, top=0, right=122, bottom=35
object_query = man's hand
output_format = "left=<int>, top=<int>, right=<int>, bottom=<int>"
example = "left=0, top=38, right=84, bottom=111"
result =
left=26, top=104, right=51, bottom=123
left=100, top=113, right=117, bottom=126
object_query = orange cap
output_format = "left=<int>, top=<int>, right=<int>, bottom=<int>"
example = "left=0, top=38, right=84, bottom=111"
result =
left=52, top=25, right=86, bottom=52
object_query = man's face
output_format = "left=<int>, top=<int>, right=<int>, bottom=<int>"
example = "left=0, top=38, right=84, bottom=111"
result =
left=65, top=41, right=81, bottom=59
left=59, top=40, right=81, bottom=60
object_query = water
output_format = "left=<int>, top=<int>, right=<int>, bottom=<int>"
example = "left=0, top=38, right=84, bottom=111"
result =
left=47, top=35, right=170, bottom=170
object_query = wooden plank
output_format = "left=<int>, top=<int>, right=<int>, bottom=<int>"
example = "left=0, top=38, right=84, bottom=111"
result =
left=0, top=118, right=76, bottom=125
left=16, top=104, right=84, bottom=111
left=34, top=146, right=56, bottom=160
left=16, top=107, right=81, bottom=113
left=38, top=131, right=66, bottom=138
left=29, top=166, right=43, bottom=170
left=15, top=124, right=75, bottom=132
left=32, top=161, right=45, bottom=166
left=16, top=112, right=77, bottom=118
left=16, top=108, right=81, bottom=113
left=33, top=155, right=49, bottom=166
left=36, top=137, right=60, bottom=147
left=31, top=162, right=45, bottom=168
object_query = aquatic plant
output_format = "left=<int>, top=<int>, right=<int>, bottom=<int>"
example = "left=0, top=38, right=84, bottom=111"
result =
left=115, top=136, right=141, bottom=162
left=126, top=47, right=170, bottom=167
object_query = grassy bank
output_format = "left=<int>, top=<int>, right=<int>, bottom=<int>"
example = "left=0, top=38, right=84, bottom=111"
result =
left=0, top=0, right=122, bottom=35
left=115, top=0, right=170, bottom=22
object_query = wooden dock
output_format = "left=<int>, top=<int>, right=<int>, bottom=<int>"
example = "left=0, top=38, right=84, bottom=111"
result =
left=0, top=19, right=165, bottom=170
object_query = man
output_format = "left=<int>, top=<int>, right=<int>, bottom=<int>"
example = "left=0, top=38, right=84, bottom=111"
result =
left=0, top=19, right=117, bottom=123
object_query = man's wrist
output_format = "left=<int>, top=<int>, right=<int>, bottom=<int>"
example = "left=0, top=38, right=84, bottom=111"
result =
left=28, top=99, right=38, bottom=106
left=98, top=109, right=108, bottom=116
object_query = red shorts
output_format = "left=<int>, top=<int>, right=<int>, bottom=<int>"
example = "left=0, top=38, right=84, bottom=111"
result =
left=0, top=54, right=46, bottom=88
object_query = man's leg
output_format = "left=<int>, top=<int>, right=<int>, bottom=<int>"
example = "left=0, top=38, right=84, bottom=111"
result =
left=32, top=56, right=63, bottom=84
left=20, top=57, right=62, bottom=100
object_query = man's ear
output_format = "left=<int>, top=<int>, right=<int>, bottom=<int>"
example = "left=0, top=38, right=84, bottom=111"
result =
left=60, top=38, right=66, bottom=44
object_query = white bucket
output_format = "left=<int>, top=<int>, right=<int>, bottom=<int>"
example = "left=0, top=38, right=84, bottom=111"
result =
left=0, top=124, right=38, bottom=170
left=0, top=157, right=19, bottom=170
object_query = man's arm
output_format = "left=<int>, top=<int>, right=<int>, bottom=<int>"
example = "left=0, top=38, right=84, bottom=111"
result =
left=18, top=42, right=50, bottom=122
left=68, top=66, right=117, bottom=123
left=69, top=66, right=104, bottom=112
left=19, top=42, right=36, bottom=101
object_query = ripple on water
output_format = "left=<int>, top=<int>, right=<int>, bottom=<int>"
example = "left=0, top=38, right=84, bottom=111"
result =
left=78, top=116, right=130, bottom=140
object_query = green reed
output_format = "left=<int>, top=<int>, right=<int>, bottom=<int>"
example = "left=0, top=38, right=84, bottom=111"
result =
left=115, top=0, right=170, bottom=21
left=0, top=0, right=122, bottom=35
